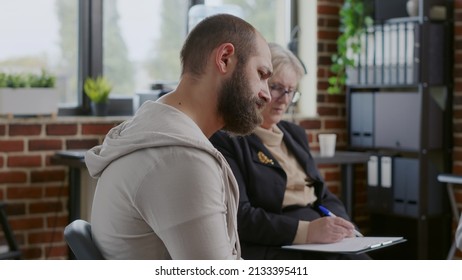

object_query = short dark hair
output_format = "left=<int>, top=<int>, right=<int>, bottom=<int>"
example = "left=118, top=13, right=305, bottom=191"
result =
left=180, top=14, right=257, bottom=77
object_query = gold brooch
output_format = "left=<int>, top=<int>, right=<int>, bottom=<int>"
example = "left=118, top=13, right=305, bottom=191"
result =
left=258, top=151, right=274, bottom=165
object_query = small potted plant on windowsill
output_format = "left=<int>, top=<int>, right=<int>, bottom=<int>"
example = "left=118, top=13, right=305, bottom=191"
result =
left=84, top=76, right=113, bottom=116
left=0, top=70, right=59, bottom=118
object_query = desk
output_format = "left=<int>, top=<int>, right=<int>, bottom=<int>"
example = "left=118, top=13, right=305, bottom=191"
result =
left=50, top=150, right=88, bottom=223
left=312, top=151, right=371, bottom=218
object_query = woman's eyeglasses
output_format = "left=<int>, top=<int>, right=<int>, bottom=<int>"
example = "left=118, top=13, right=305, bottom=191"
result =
left=269, top=83, right=301, bottom=104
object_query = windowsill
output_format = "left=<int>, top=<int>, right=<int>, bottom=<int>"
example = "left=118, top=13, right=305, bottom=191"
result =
left=0, top=115, right=130, bottom=124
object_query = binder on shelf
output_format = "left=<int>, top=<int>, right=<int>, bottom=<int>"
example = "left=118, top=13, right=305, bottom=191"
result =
left=367, top=155, right=394, bottom=213
left=367, top=155, right=379, bottom=211
left=367, top=155, right=379, bottom=187
left=379, top=156, right=393, bottom=212
left=380, top=156, right=392, bottom=188
left=393, top=157, right=419, bottom=217
left=350, top=92, right=374, bottom=148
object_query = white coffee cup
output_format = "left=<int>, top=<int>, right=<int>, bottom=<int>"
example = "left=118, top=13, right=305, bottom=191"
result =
left=318, top=133, right=337, bottom=157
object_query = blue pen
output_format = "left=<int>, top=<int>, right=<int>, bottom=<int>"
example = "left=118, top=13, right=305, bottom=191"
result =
left=318, top=205, right=364, bottom=237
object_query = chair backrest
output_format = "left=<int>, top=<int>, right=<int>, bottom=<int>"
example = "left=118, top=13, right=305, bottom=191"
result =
left=64, top=219, right=105, bottom=260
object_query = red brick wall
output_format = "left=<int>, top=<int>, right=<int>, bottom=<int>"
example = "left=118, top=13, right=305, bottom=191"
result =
left=0, top=117, right=123, bottom=259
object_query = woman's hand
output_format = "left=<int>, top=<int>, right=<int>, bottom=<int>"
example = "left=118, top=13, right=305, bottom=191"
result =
left=305, top=217, right=355, bottom=244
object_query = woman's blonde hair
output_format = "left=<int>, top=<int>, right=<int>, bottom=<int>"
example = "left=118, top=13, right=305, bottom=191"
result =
left=268, top=42, right=305, bottom=81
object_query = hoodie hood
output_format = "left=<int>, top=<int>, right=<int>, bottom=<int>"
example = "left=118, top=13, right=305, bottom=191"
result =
left=85, top=101, right=213, bottom=178
left=85, top=100, right=241, bottom=258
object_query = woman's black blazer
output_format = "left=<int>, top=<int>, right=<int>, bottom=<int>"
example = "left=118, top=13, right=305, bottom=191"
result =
left=210, top=121, right=351, bottom=259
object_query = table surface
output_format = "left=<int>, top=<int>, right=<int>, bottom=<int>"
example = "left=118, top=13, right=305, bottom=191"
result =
left=50, top=150, right=86, bottom=168
left=312, top=151, right=371, bottom=164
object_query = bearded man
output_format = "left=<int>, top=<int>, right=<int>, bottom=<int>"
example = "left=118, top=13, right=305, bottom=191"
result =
left=85, top=14, right=273, bottom=260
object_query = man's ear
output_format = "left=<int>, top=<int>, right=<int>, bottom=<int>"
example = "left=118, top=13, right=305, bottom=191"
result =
left=215, top=43, right=236, bottom=74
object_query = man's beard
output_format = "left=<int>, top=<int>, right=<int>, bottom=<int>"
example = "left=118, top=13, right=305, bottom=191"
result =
left=217, top=65, right=265, bottom=136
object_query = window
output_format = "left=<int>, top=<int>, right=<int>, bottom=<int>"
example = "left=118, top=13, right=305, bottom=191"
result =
left=102, top=0, right=190, bottom=98
left=103, top=0, right=292, bottom=99
left=103, top=0, right=317, bottom=117
left=0, top=0, right=79, bottom=106
left=206, top=0, right=291, bottom=44
left=0, top=0, right=315, bottom=116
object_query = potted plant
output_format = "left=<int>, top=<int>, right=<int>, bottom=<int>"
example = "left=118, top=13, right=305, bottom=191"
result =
left=84, top=76, right=112, bottom=116
left=328, top=0, right=373, bottom=94
left=0, top=70, right=59, bottom=118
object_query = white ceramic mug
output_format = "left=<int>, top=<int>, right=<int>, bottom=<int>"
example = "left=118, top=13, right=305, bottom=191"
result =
left=318, top=133, right=337, bottom=157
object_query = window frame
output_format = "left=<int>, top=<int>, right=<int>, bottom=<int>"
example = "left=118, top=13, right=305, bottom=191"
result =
left=59, top=0, right=301, bottom=116
left=58, top=0, right=102, bottom=116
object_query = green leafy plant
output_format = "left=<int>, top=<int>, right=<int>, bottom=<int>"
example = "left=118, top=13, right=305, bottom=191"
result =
left=0, top=73, right=6, bottom=88
left=28, top=69, right=56, bottom=88
left=328, top=0, right=373, bottom=94
left=0, top=70, right=56, bottom=88
left=84, top=76, right=113, bottom=104
left=6, top=73, right=28, bottom=88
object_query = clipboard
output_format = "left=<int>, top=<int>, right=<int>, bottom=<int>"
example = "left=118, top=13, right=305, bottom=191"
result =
left=282, top=237, right=406, bottom=254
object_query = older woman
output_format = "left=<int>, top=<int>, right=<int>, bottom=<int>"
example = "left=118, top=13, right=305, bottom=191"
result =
left=210, top=43, right=368, bottom=260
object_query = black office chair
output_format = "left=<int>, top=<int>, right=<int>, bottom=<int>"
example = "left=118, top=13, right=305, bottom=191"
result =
left=64, top=219, right=105, bottom=260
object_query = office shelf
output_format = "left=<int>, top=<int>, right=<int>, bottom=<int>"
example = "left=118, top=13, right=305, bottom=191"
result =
left=346, top=0, right=453, bottom=259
